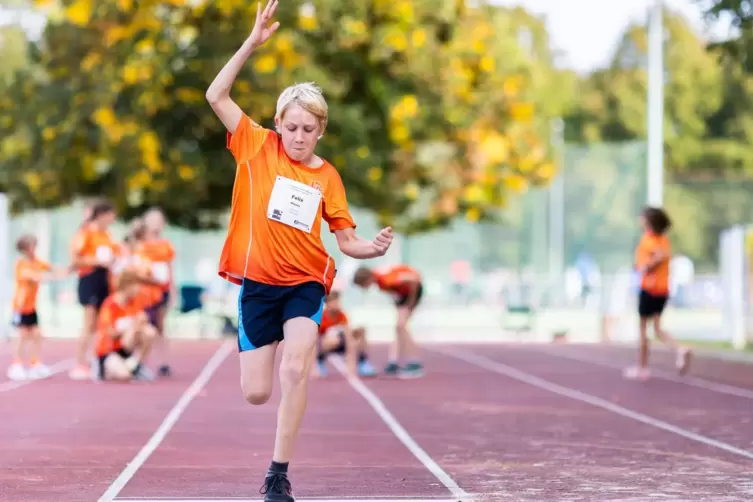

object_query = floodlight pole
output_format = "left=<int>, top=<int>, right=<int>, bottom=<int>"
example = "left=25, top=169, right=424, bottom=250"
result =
left=647, top=0, right=664, bottom=207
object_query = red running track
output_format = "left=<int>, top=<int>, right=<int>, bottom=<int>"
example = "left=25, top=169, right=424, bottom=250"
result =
left=2, top=340, right=753, bottom=501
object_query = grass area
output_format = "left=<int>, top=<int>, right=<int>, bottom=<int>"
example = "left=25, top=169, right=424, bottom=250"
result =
left=678, top=339, right=753, bottom=353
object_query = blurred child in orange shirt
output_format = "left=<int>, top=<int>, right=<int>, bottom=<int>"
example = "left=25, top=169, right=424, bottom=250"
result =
left=6, top=234, right=69, bottom=381
left=314, top=290, right=376, bottom=379
left=353, top=264, right=424, bottom=378
left=624, top=207, right=691, bottom=381
left=94, top=269, right=158, bottom=382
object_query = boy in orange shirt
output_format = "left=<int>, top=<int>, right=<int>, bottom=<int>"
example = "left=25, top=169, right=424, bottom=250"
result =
left=353, top=264, right=424, bottom=378
left=205, top=1, right=393, bottom=498
left=314, top=291, right=376, bottom=378
left=6, top=235, right=68, bottom=381
left=624, top=207, right=691, bottom=381
left=93, top=269, right=158, bottom=382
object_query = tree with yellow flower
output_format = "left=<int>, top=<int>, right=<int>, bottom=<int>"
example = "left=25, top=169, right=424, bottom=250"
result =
left=0, top=0, right=571, bottom=231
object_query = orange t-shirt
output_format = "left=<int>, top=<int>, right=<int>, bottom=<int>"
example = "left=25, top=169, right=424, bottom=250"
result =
left=95, top=295, right=142, bottom=357
left=111, top=245, right=163, bottom=309
left=318, top=309, right=348, bottom=336
left=71, top=223, right=117, bottom=277
left=139, top=238, right=175, bottom=293
left=374, top=265, right=422, bottom=297
left=218, top=114, right=356, bottom=292
left=635, top=232, right=671, bottom=295
left=12, top=256, right=52, bottom=314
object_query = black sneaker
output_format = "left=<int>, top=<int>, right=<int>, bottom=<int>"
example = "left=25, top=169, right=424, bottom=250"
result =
left=259, top=472, right=294, bottom=502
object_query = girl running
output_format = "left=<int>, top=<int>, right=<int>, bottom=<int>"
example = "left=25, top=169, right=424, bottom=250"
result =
left=624, top=207, right=692, bottom=381
left=6, top=235, right=68, bottom=381
left=206, top=1, right=392, bottom=499
left=69, top=200, right=118, bottom=380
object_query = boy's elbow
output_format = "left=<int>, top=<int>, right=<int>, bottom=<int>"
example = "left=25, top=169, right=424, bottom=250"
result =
left=205, top=88, right=225, bottom=105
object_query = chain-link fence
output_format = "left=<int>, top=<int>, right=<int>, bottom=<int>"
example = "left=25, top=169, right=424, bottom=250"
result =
left=3, top=140, right=745, bottom=342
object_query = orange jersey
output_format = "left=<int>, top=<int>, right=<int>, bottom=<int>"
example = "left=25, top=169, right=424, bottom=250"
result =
left=95, top=295, right=143, bottom=357
left=318, top=309, right=348, bottom=336
left=71, top=223, right=117, bottom=277
left=111, top=246, right=162, bottom=309
left=374, top=265, right=421, bottom=297
left=139, top=238, right=175, bottom=293
left=12, top=256, right=52, bottom=314
left=218, top=114, right=356, bottom=292
left=635, top=232, right=671, bottom=295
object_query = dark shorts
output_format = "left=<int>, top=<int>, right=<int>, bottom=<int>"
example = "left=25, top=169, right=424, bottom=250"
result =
left=12, top=311, right=38, bottom=328
left=237, top=278, right=325, bottom=352
left=97, top=347, right=133, bottom=380
left=146, top=291, right=170, bottom=326
left=638, top=290, right=668, bottom=318
left=78, top=267, right=111, bottom=310
left=395, top=283, right=424, bottom=308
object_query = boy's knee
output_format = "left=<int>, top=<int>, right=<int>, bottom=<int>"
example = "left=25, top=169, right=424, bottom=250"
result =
left=242, top=380, right=272, bottom=405
left=280, top=353, right=308, bottom=387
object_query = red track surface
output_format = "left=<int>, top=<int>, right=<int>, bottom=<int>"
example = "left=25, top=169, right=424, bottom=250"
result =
left=2, top=340, right=752, bottom=501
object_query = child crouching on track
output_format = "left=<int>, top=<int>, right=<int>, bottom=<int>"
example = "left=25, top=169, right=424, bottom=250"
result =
left=94, top=269, right=157, bottom=382
left=6, top=235, right=69, bottom=381
left=314, top=291, right=376, bottom=378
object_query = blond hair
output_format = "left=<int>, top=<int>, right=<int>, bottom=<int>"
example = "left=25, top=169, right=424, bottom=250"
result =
left=275, top=82, right=328, bottom=133
left=115, top=268, right=142, bottom=291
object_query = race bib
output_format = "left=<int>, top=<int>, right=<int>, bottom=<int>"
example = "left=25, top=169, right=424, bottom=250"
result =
left=152, top=262, right=170, bottom=283
left=114, top=316, right=134, bottom=333
left=266, top=175, right=321, bottom=234
left=96, top=246, right=113, bottom=264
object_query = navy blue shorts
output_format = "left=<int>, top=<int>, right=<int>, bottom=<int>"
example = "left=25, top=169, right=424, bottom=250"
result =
left=78, top=267, right=110, bottom=310
left=146, top=291, right=170, bottom=326
left=237, top=278, right=325, bottom=352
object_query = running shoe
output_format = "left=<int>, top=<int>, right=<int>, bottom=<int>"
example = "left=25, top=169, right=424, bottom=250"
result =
left=398, top=361, right=425, bottom=379
left=676, top=347, right=692, bottom=375
left=6, top=362, right=26, bottom=381
left=260, top=472, right=294, bottom=502
left=357, top=360, right=377, bottom=377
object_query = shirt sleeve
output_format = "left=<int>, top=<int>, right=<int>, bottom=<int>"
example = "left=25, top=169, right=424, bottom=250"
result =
left=634, top=237, right=652, bottom=268
left=322, top=169, right=356, bottom=233
left=71, top=230, right=88, bottom=256
left=226, top=113, right=271, bottom=165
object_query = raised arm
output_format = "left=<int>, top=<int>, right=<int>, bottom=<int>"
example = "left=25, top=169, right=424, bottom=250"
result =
left=205, top=0, right=279, bottom=133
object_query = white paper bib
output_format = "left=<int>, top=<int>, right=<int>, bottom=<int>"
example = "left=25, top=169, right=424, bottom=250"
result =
left=266, top=175, right=322, bottom=234
left=96, top=245, right=113, bottom=265
left=152, top=262, right=170, bottom=283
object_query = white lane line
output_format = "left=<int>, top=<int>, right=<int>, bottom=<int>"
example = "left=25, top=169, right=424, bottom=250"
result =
left=330, top=358, right=474, bottom=502
left=432, top=347, right=753, bottom=461
left=0, top=358, right=74, bottom=392
left=536, top=346, right=753, bottom=400
left=99, top=342, right=235, bottom=502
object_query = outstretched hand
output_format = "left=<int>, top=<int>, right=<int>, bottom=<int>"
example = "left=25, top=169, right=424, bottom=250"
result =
left=248, top=0, right=280, bottom=49
left=372, top=227, right=393, bottom=257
